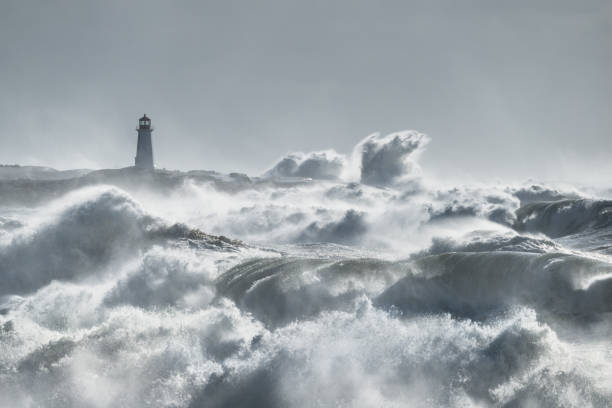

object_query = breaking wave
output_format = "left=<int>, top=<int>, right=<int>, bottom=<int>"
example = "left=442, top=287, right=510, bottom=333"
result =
left=516, top=199, right=612, bottom=238
left=266, top=130, right=430, bottom=188
left=377, top=251, right=612, bottom=319
left=264, top=150, right=346, bottom=180
left=0, top=186, right=245, bottom=296
left=356, top=130, right=429, bottom=188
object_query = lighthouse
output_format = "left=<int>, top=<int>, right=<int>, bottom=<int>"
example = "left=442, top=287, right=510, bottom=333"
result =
left=135, top=114, right=154, bottom=170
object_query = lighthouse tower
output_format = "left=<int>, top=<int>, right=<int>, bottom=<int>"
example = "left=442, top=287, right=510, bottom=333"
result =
left=135, top=114, right=154, bottom=170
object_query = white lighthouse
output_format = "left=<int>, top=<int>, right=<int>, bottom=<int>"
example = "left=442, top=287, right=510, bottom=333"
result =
left=135, top=114, right=154, bottom=170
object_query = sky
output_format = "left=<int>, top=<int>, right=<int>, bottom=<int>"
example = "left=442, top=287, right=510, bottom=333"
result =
left=1, top=0, right=611, bottom=183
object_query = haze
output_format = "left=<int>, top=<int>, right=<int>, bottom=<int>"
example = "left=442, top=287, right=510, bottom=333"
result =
left=1, top=0, right=611, bottom=183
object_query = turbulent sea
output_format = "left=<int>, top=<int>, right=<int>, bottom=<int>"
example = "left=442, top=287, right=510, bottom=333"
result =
left=2, top=131, right=612, bottom=407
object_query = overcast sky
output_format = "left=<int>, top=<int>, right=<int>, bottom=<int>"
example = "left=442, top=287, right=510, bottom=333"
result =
left=1, top=0, right=611, bottom=182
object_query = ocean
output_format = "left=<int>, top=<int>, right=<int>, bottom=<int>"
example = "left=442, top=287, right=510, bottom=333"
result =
left=1, top=131, right=611, bottom=407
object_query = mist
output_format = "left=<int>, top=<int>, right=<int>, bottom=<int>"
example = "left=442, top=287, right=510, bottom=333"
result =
left=2, top=2, right=612, bottom=407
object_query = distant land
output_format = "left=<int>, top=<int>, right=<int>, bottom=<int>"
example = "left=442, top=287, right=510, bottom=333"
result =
left=0, top=164, right=307, bottom=207
left=0, top=164, right=91, bottom=181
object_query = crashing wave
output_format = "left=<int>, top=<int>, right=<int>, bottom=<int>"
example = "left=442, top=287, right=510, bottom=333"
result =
left=426, top=186, right=520, bottom=226
left=0, top=186, right=244, bottom=295
left=354, top=130, right=429, bottom=188
left=264, top=130, right=430, bottom=189
left=508, top=183, right=584, bottom=206
left=421, top=230, right=562, bottom=255
left=216, top=257, right=408, bottom=327
left=1, top=297, right=606, bottom=407
left=264, top=150, right=346, bottom=180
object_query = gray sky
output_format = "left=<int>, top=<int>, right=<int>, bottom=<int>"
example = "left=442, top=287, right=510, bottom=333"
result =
left=1, top=0, right=611, bottom=182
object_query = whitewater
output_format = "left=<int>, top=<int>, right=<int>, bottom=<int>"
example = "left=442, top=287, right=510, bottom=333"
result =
left=1, top=131, right=612, bottom=407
